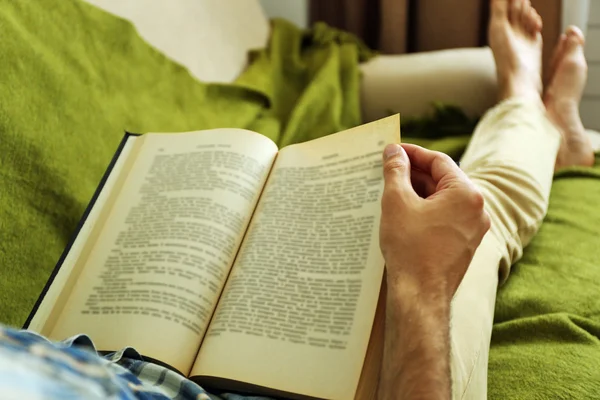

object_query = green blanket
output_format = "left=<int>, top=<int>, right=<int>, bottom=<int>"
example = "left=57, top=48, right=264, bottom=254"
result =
left=0, top=0, right=371, bottom=325
left=0, top=0, right=598, bottom=398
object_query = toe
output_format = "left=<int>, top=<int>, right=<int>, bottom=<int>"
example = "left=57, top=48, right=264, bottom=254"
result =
left=521, top=0, right=533, bottom=33
left=563, top=30, right=588, bottom=75
left=509, top=0, right=524, bottom=27
left=548, top=33, right=567, bottom=82
left=566, top=25, right=585, bottom=45
left=521, top=1, right=542, bottom=37
left=491, top=0, right=509, bottom=20
left=529, top=9, right=543, bottom=35
left=534, top=11, right=543, bottom=32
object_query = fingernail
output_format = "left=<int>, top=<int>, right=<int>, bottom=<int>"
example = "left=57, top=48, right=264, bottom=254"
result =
left=383, top=144, right=402, bottom=160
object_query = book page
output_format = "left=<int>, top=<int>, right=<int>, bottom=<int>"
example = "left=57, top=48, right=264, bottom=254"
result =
left=27, top=137, right=137, bottom=333
left=192, top=116, right=400, bottom=399
left=48, top=129, right=278, bottom=376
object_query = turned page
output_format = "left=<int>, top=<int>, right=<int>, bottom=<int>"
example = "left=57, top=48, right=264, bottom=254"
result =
left=192, top=116, right=400, bottom=399
left=47, top=129, right=278, bottom=375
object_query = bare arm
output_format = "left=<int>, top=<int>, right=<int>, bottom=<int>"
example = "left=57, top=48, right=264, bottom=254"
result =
left=378, top=276, right=452, bottom=400
left=377, top=144, right=490, bottom=400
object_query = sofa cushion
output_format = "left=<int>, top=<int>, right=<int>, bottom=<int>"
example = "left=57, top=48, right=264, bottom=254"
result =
left=83, top=0, right=269, bottom=83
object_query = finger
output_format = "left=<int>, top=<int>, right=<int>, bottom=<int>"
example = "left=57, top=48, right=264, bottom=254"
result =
left=401, top=143, right=465, bottom=184
left=382, top=144, right=417, bottom=201
left=411, top=168, right=437, bottom=198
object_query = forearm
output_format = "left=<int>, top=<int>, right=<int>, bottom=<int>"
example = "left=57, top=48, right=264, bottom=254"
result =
left=378, top=274, right=452, bottom=400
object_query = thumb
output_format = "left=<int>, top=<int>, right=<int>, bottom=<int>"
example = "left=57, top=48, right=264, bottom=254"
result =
left=382, top=144, right=416, bottom=200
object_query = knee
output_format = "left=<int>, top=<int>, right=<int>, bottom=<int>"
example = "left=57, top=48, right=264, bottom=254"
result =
left=467, top=164, right=549, bottom=271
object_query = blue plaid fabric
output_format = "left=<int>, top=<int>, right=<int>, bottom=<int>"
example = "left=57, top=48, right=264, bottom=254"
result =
left=0, top=325, right=272, bottom=400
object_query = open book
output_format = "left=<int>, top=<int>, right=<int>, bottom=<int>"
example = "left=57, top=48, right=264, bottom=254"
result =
left=25, top=115, right=400, bottom=400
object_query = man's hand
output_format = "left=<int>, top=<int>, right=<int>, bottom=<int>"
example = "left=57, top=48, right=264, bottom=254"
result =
left=380, top=143, right=491, bottom=300
left=377, top=143, right=490, bottom=400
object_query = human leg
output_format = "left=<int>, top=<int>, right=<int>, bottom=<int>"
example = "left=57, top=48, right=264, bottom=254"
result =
left=445, top=1, right=592, bottom=398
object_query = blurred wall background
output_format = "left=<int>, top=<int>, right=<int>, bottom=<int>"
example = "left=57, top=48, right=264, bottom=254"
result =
left=259, top=0, right=308, bottom=28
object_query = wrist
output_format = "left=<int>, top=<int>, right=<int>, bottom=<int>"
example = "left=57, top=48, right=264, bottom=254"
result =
left=385, top=267, right=453, bottom=309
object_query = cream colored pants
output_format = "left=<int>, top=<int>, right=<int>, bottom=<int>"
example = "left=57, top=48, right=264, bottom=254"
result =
left=450, top=98, right=561, bottom=399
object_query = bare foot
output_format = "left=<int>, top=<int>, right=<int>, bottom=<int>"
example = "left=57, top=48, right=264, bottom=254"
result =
left=489, top=0, right=544, bottom=101
left=544, top=26, right=595, bottom=169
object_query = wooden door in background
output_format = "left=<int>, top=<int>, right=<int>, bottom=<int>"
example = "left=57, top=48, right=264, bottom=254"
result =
left=414, top=0, right=561, bottom=77
left=310, top=0, right=562, bottom=75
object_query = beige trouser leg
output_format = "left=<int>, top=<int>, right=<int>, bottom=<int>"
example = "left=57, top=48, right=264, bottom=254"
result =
left=449, top=97, right=561, bottom=399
